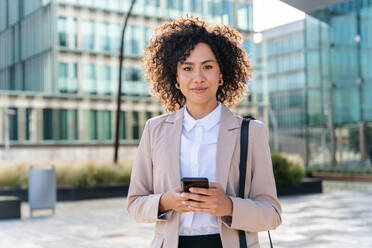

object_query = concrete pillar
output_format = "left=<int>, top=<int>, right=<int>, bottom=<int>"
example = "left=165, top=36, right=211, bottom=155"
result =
left=111, top=109, right=116, bottom=141
left=36, top=109, right=43, bottom=141
left=0, top=107, right=4, bottom=143
left=17, top=108, right=26, bottom=142
left=359, top=122, right=366, bottom=163
left=29, top=108, right=38, bottom=142
left=53, top=109, right=60, bottom=140
left=126, top=111, right=133, bottom=140
left=97, top=110, right=104, bottom=141
left=78, top=108, right=86, bottom=141
left=139, top=111, right=146, bottom=138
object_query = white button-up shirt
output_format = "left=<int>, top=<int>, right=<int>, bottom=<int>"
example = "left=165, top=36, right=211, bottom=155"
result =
left=179, top=102, right=222, bottom=236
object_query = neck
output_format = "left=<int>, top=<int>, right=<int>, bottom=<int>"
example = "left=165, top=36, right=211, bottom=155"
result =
left=186, top=101, right=218, bottom=120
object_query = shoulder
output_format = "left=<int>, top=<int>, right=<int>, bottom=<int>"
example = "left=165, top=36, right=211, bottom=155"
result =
left=146, top=113, right=169, bottom=127
left=234, top=115, right=268, bottom=136
left=144, top=110, right=180, bottom=133
left=145, top=113, right=170, bottom=132
left=233, top=114, right=265, bottom=128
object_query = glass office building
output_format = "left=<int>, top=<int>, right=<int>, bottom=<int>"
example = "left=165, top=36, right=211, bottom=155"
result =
left=305, top=0, right=372, bottom=166
left=274, top=0, right=372, bottom=166
left=0, top=0, right=255, bottom=161
left=253, top=20, right=307, bottom=162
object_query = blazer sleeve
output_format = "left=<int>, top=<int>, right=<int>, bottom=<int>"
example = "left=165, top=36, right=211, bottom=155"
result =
left=222, top=122, right=282, bottom=232
left=126, top=120, right=171, bottom=223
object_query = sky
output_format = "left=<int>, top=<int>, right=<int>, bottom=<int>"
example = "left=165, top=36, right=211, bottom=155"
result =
left=253, top=0, right=305, bottom=32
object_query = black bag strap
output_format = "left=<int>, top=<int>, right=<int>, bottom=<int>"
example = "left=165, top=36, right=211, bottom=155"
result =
left=239, top=116, right=273, bottom=248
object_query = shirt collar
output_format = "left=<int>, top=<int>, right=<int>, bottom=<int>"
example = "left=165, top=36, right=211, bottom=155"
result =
left=183, top=102, right=221, bottom=132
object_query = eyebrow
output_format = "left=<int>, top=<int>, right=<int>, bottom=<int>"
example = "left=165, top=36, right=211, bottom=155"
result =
left=181, top=59, right=216, bottom=65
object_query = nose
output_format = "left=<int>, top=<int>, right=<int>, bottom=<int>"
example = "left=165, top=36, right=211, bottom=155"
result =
left=192, top=69, right=206, bottom=83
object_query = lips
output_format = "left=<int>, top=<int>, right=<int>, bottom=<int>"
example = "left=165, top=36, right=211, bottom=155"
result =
left=191, top=87, right=207, bottom=93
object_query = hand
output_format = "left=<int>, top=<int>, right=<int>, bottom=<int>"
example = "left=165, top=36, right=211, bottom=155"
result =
left=159, top=186, right=193, bottom=213
left=184, top=182, right=233, bottom=217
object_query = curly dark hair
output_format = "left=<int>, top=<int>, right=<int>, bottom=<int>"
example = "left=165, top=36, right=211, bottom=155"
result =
left=143, top=16, right=251, bottom=112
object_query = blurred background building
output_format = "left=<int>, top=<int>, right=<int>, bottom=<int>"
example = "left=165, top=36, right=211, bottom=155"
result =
left=0, top=0, right=255, bottom=162
left=253, top=20, right=306, bottom=162
left=1, top=0, right=371, bottom=168
left=254, top=0, right=372, bottom=167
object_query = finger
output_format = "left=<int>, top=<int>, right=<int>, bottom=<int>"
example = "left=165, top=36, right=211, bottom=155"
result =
left=187, top=206, right=216, bottom=215
left=174, top=186, right=183, bottom=193
left=186, top=193, right=211, bottom=202
left=208, top=182, right=222, bottom=189
left=189, top=187, right=217, bottom=196
left=177, top=192, right=192, bottom=200
left=186, top=200, right=215, bottom=209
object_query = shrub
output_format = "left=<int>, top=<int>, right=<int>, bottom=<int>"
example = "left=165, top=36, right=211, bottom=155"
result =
left=271, top=152, right=305, bottom=187
left=0, top=161, right=133, bottom=189
left=0, top=165, right=28, bottom=189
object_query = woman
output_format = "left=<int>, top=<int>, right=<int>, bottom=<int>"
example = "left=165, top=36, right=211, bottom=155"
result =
left=127, top=17, right=281, bottom=248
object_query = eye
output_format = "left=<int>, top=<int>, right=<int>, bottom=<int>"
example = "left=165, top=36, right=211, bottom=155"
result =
left=183, top=66, right=192, bottom=71
left=204, top=65, right=213, bottom=70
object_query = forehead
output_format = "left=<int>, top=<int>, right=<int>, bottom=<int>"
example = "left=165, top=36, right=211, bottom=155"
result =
left=183, top=42, right=217, bottom=62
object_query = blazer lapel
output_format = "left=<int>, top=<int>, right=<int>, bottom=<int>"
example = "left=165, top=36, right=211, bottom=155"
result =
left=216, top=105, right=240, bottom=191
left=164, top=107, right=184, bottom=188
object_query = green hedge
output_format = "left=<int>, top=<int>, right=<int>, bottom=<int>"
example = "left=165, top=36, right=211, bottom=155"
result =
left=1, top=153, right=306, bottom=189
left=0, top=162, right=131, bottom=189
left=271, top=152, right=305, bottom=187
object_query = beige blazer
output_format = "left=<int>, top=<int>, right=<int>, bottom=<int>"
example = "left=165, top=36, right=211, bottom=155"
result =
left=127, top=104, right=282, bottom=248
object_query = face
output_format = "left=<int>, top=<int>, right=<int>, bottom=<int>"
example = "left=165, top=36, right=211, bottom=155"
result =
left=176, top=42, right=222, bottom=110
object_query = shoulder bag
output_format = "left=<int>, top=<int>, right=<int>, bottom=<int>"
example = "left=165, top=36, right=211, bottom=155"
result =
left=239, top=116, right=273, bottom=248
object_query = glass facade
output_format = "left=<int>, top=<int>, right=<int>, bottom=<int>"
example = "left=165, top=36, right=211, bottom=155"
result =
left=59, top=63, right=78, bottom=93
left=0, top=0, right=254, bottom=148
left=305, top=0, right=372, bottom=166
left=43, top=108, right=78, bottom=141
left=254, top=21, right=306, bottom=135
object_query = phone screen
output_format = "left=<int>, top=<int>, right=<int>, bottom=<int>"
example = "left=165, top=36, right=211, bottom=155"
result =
left=181, top=177, right=209, bottom=192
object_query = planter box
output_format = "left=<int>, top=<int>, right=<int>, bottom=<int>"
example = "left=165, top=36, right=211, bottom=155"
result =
left=0, top=184, right=129, bottom=202
left=58, top=184, right=129, bottom=201
left=0, top=196, right=21, bottom=219
left=0, top=179, right=322, bottom=201
left=311, top=172, right=372, bottom=182
left=277, top=178, right=322, bottom=196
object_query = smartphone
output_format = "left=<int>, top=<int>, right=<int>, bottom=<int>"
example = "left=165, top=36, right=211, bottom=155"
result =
left=181, top=177, right=209, bottom=193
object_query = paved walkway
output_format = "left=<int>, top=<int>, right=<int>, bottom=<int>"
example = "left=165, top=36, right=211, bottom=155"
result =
left=1, top=181, right=372, bottom=248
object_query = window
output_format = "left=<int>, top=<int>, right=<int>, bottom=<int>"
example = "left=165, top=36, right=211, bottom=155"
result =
left=58, top=17, right=77, bottom=48
left=222, top=1, right=233, bottom=26
left=103, top=111, right=112, bottom=140
left=191, top=0, right=201, bottom=13
left=90, top=110, right=98, bottom=140
left=237, top=3, right=252, bottom=31
left=109, top=23, right=121, bottom=53
left=43, top=109, right=54, bottom=140
left=8, top=108, right=18, bottom=141
left=59, top=109, right=68, bottom=140
left=59, top=63, right=78, bottom=94
left=81, top=20, right=95, bottom=50
left=82, top=64, right=97, bottom=95
left=58, top=18, right=67, bottom=47
left=97, top=66, right=111, bottom=95
left=96, top=22, right=110, bottom=52
left=119, top=111, right=126, bottom=140
left=26, top=108, right=31, bottom=140
left=132, top=111, right=139, bottom=140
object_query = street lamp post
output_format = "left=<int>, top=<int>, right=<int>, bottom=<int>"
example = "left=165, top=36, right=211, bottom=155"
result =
left=114, top=0, right=137, bottom=164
